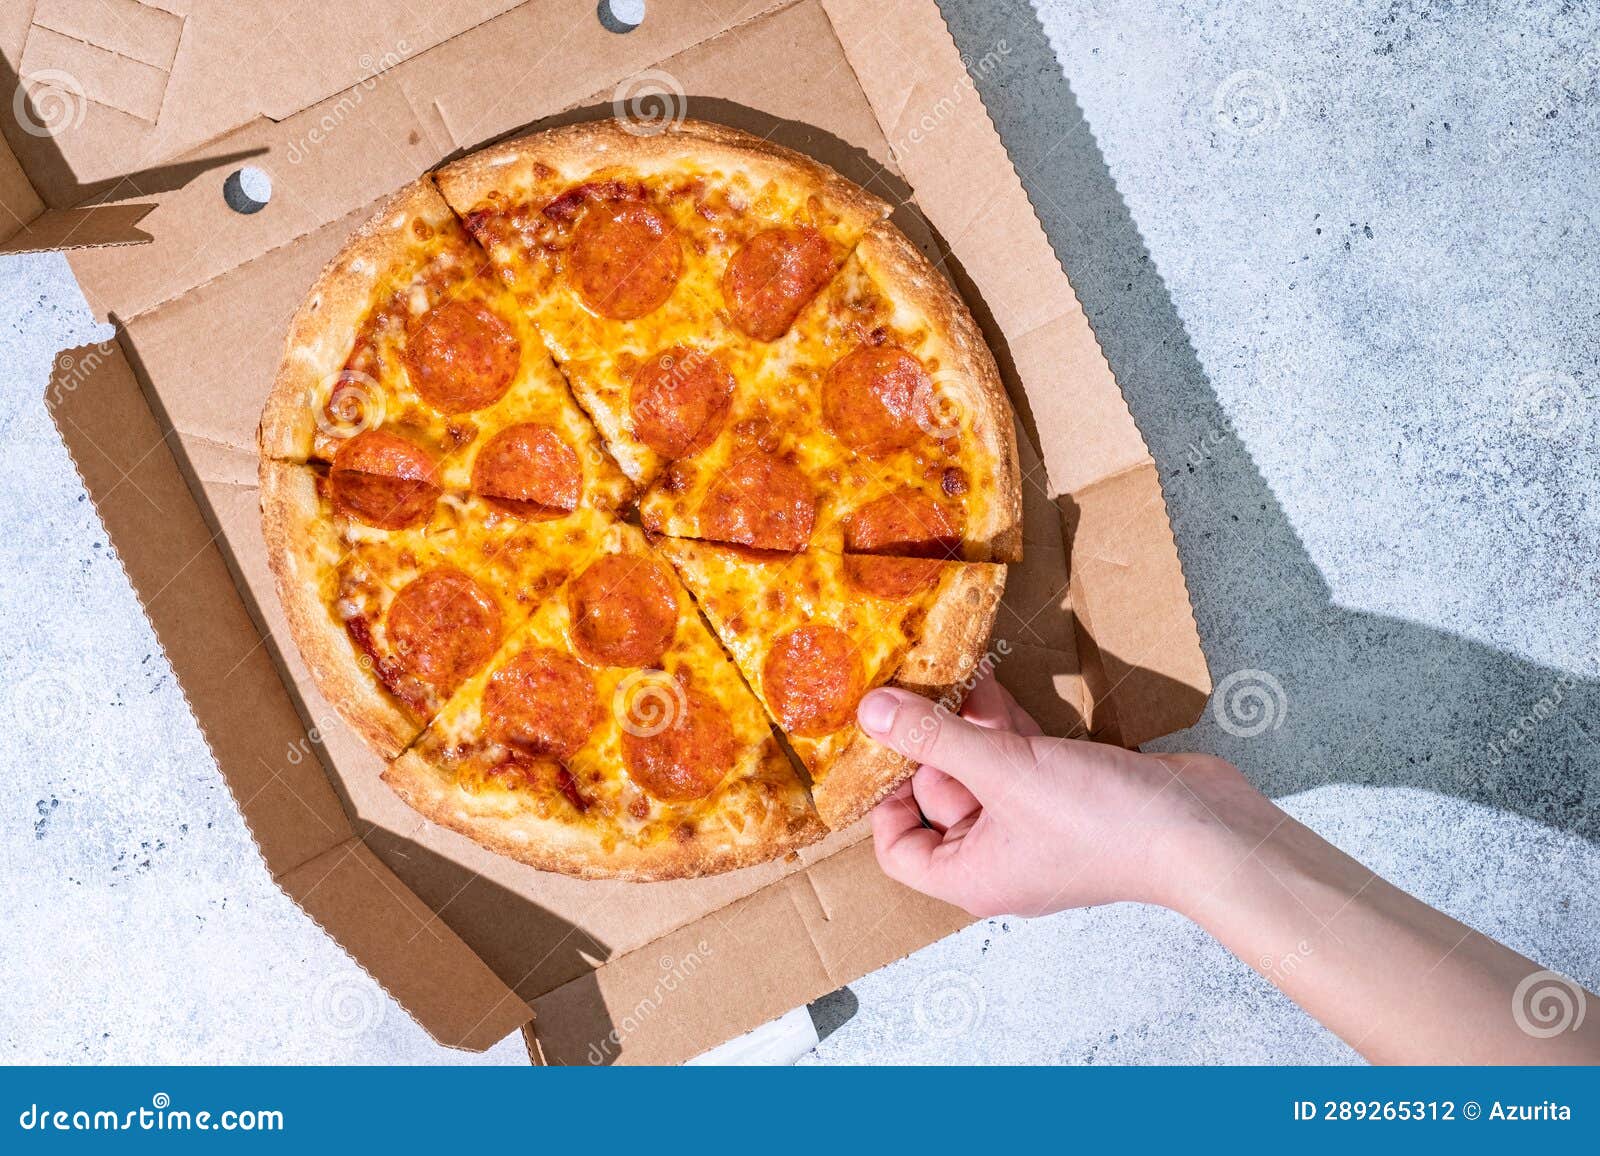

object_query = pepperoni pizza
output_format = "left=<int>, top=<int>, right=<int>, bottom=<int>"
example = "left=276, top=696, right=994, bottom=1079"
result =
left=260, top=119, right=1020, bottom=880
left=654, top=539, right=1005, bottom=827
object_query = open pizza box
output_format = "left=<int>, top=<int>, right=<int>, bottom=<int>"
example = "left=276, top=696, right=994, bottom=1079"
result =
left=10, top=0, right=1210, bottom=1063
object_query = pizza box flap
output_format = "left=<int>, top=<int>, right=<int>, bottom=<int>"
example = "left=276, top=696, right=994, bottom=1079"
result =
left=529, top=837, right=971, bottom=1065
left=45, top=338, right=532, bottom=1050
left=0, top=0, right=529, bottom=208
left=33, top=0, right=1205, bottom=1063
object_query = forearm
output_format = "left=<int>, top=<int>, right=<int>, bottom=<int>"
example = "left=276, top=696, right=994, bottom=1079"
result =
left=1171, top=800, right=1600, bottom=1064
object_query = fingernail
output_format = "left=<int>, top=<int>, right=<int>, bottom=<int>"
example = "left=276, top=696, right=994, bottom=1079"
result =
left=858, top=689, right=899, bottom=735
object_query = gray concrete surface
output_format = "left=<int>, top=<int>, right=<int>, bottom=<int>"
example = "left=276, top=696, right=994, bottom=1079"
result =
left=2, top=0, right=1597, bottom=1064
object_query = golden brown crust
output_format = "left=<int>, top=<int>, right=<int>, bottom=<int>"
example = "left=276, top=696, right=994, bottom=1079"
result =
left=257, top=179, right=457, bottom=462
left=812, top=564, right=1007, bottom=827
left=435, top=117, right=890, bottom=232
left=257, top=461, right=418, bottom=758
left=812, top=736, right=911, bottom=829
left=382, top=751, right=825, bottom=882
left=856, top=220, right=1023, bottom=562
left=897, top=563, right=1009, bottom=693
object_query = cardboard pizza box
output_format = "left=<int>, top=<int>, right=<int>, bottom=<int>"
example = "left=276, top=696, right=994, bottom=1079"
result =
left=11, top=0, right=1211, bottom=1064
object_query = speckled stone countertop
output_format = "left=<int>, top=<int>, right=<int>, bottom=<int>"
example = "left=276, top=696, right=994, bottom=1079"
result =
left=2, top=0, right=1595, bottom=1063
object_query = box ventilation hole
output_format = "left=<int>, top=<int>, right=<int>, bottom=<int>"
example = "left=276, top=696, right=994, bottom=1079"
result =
left=224, top=167, right=272, bottom=214
left=598, top=0, right=646, bottom=33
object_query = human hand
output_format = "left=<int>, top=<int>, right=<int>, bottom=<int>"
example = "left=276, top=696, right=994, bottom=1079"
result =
left=864, top=675, right=1600, bottom=1065
left=860, top=673, right=1275, bottom=918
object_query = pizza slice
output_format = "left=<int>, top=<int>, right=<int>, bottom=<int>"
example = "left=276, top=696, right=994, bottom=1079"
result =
left=434, top=119, right=890, bottom=486
left=259, top=178, right=632, bottom=511
left=383, top=523, right=823, bottom=878
left=260, top=461, right=616, bottom=757
left=653, top=538, right=1006, bottom=827
left=637, top=219, right=1022, bottom=561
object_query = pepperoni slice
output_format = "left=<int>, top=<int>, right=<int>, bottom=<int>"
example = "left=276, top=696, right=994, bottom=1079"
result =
left=567, top=553, right=680, bottom=668
left=570, top=202, right=681, bottom=319
left=386, top=568, right=502, bottom=695
left=405, top=300, right=520, bottom=414
left=698, top=452, right=816, bottom=551
left=723, top=226, right=835, bottom=341
left=845, top=490, right=961, bottom=557
left=629, top=347, right=734, bottom=459
left=824, top=346, right=934, bottom=454
left=470, top=423, right=581, bottom=520
left=619, top=683, right=734, bottom=802
left=763, top=625, right=863, bottom=737
left=484, top=646, right=598, bottom=760
left=845, top=555, right=944, bottom=601
left=328, top=429, right=441, bottom=529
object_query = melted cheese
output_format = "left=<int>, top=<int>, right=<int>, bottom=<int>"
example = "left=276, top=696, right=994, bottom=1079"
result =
left=657, top=540, right=951, bottom=778
left=453, top=162, right=882, bottom=488
left=309, top=477, right=618, bottom=723
left=411, top=524, right=806, bottom=850
left=636, top=244, right=1002, bottom=557
left=308, top=209, right=632, bottom=511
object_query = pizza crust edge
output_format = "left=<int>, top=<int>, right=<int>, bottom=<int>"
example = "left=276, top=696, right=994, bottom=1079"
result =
left=812, top=562, right=1008, bottom=827
left=258, top=460, right=420, bottom=759
left=382, top=745, right=825, bottom=882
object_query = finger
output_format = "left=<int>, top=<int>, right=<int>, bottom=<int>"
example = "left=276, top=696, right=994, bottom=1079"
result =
left=986, top=675, right=1045, bottom=737
left=959, top=674, right=1014, bottom=731
left=858, top=687, right=1035, bottom=804
left=912, top=764, right=980, bottom=831
left=870, top=783, right=939, bottom=881
left=869, top=786, right=975, bottom=906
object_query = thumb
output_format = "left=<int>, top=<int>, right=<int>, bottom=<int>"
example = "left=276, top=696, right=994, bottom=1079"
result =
left=857, top=687, right=1035, bottom=804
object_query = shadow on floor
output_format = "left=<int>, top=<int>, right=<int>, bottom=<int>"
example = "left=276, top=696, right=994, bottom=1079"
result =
left=936, top=0, right=1598, bottom=840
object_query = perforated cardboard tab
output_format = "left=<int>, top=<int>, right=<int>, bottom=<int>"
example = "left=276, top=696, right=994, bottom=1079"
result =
left=0, top=202, right=153, bottom=253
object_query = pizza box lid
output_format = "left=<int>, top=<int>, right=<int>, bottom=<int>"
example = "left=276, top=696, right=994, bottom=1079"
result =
left=20, top=0, right=1211, bottom=1063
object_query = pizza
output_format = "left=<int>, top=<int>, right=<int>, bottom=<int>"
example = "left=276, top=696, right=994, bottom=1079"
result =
left=654, top=539, right=1006, bottom=826
left=259, top=463, right=618, bottom=756
left=385, top=524, right=821, bottom=877
left=259, top=119, right=1020, bottom=880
